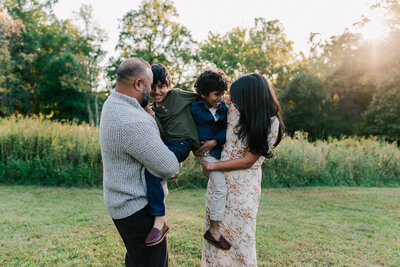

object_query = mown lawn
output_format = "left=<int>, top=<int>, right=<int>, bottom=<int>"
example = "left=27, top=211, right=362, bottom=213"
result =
left=0, top=186, right=399, bottom=266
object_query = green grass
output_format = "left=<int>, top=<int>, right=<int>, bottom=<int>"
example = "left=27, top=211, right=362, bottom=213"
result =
left=1, top=186, right=399, bottom=266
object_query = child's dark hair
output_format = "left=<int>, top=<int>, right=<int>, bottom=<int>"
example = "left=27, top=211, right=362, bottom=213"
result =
left=151, top=63, right=172, bottom=87
left=230, top=73, right=285, bottom=157
left=194, top=68, right=230, bottom=96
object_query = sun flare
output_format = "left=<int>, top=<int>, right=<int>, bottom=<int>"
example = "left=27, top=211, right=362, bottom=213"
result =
left=358, top=18, right=386, bottom=40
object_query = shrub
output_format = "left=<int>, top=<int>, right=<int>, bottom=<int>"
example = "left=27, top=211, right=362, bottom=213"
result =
left=262, top=132, right=400, bottom=187
left=1, top=117, right=399, bottom=188
left=0, top=116, right=101, bottom=186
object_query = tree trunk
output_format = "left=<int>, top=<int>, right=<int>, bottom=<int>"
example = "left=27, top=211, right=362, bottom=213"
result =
left=325, top=76, right=329, bottom=100
left=94, top=93, right=99, bottom=127
left=85, top=92, right=93, bottom=126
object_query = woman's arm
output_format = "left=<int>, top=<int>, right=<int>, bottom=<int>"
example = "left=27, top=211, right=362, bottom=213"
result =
left=201, top=151, right=260, bottom=177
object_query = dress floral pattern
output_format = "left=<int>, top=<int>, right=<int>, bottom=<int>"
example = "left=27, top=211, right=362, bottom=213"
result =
left=201, top=105, right=279, bottom=267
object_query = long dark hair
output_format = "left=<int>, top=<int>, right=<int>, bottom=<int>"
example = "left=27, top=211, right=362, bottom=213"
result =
left=230, top=73, right=285, bottom=157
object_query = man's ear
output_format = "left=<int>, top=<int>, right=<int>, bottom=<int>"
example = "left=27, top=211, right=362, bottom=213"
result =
left=133, top=79, right=141, bottom=91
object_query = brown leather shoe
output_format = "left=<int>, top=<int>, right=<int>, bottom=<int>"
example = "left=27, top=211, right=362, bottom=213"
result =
left=203, top=230, right=231, bottom=250
left=145, top=223, right=170, bottom=246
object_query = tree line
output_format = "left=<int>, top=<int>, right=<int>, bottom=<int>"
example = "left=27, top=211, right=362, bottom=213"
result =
left=1, top=0, right=399, bottom=142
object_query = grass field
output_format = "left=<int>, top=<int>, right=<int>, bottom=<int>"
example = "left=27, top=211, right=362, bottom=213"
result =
left=1, top=186, right=399, bottom=266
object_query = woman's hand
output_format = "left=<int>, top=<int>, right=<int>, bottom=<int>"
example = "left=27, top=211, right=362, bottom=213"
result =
left=144, top=103, right=155, bottom=117
left=201, top=161, right=216, bottom=178
left=223, top=95, right=231, bottom=105
left=201, top=151, right=260, bottom=172
left=197, top=139, right=217, bottom=154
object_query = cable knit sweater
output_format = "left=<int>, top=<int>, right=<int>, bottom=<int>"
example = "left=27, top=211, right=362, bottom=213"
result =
left=100, top=90, right=179, bottom=219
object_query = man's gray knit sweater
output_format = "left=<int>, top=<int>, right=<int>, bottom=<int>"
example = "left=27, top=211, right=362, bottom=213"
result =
left=100, top=90, right=179, bottom=219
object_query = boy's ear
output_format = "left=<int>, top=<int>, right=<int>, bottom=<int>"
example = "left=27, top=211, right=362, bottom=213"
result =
left=199, top=92, right=208, bottom=99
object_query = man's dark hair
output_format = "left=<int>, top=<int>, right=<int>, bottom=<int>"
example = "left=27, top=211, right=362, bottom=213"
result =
left=194, top=68, right=230, bottom=96
left=117, top=58, right=151, bottom=82
left=151, top=64, right=172, bottom=87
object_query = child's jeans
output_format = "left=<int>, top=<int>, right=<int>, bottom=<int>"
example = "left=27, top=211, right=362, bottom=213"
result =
left=145, top=139, right=191, bottom=216
left=202, top=155, right=227, bottom=221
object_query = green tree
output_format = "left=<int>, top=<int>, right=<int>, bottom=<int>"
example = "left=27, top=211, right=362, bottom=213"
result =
left=0, top=0, right=105, bottom=122
left=305, top=0, right=400, bottom=139
left=73, top=4, right=107, bottom=126
left=280, top=73, right=329, bottom=139
left=0, top=0, right=56, bottom=116
left=36, top=19, right=91, bottom=121
left=0, top=9, right=24, bottom=115
left=200, top=18, right=297, bottom=91
left=360, top=0, right=400, bottom=142
left=306, top=30, right=379, bottom=135
left=108, top=0, right=198, bottom=90
left=362, top=77, right=400, bottom=142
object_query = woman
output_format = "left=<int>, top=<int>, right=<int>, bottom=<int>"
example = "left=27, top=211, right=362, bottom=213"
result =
left=201, top=73, right=285, bottom=266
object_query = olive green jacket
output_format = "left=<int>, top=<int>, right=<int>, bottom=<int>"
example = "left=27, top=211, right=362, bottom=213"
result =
left=153, top=89, right=201, bottom=149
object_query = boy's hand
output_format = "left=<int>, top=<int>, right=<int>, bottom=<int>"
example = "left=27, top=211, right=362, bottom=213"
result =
left=144, top=103, right=155, bottom=118
left=197, top=139, right=217, bottom=154
left=192, top=150, right=202, bottom=159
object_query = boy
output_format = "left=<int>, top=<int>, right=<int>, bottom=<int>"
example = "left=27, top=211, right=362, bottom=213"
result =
left=143, top=63, right=200, bottom=246
left=189, top=69, right=231, bottom=250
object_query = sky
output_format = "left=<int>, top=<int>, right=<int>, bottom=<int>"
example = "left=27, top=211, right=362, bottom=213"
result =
left=53, top=0, right=381, bottom=60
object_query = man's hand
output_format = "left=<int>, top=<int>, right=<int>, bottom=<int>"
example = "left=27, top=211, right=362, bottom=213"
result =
left=144, top=103, right=155, bottom=117
left=171, top=162, right=182, bottom=179
left=197, top=139, right=217, bottom=154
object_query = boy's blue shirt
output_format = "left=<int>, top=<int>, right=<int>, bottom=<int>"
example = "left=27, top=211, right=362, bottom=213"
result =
left=189, top=99, right=228, bottom=160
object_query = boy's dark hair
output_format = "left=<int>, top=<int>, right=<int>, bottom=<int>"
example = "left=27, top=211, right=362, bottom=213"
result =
left=194, top=68, right=230, bottom=96
left=151, top=63, right=172, bottom=87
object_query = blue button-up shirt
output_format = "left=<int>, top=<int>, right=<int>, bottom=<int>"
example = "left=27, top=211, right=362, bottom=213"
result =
left=189, top=99, right=228, bottom=159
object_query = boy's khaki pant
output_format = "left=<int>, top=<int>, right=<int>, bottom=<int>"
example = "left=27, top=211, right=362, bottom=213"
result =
left=203, top=155, right=227, bottom=221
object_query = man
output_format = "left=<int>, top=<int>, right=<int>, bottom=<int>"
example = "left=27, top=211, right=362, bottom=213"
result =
left=100, top=58, right=179, bottom=266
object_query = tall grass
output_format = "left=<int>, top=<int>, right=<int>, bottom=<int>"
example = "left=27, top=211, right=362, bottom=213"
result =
left=0, top=117, right=399, bottom=187
left=262, top=132, right=400, bottom=187
left=0, top=116, right=101, bottom=186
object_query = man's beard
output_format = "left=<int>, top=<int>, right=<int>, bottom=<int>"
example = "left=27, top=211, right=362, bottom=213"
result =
left=141, top=92, right=149, bottom=108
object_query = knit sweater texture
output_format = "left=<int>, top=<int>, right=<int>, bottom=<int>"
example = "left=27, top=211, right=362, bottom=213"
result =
left=100, top=90, right=179, bottom=219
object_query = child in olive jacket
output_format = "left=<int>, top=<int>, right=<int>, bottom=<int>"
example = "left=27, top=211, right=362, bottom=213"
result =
left=143, top=63, right=200, bottom=246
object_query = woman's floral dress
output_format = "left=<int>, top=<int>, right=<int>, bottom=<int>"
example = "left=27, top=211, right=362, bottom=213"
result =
left=201, top=105, right=279, bottom=267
